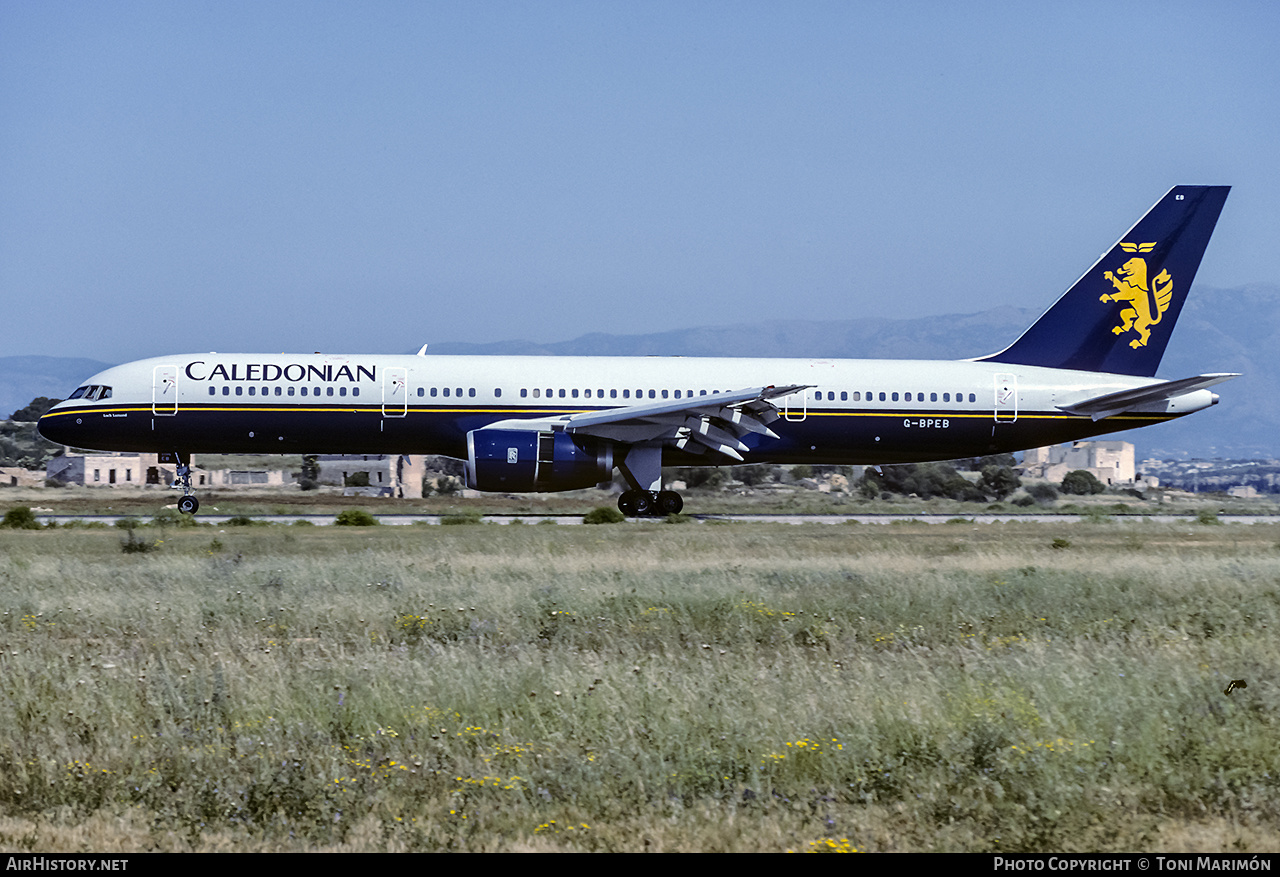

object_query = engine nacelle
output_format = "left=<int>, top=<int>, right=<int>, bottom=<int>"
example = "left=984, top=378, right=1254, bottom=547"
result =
left=464, top=428, right=614, bottom=492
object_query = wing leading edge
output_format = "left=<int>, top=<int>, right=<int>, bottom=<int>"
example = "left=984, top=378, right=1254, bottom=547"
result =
left=563, top=384, right=810, bottom=461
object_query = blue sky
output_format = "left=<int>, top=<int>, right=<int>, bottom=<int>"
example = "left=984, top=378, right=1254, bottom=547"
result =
left=3, top=1, right=1277, bottom=363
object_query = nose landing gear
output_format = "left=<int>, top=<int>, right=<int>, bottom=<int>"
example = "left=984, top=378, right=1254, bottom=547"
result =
left=165, top=453, right=199, bottom=515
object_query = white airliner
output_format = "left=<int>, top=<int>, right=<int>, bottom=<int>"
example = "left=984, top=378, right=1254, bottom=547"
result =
left=39, top=186, right=1235, bottom=516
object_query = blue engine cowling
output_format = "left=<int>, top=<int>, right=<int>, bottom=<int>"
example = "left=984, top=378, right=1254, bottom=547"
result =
left=464, top=428, right=614, bottom=492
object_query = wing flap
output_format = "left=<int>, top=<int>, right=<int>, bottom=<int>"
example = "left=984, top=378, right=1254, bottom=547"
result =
left=565, top=384, right=809, bottom=459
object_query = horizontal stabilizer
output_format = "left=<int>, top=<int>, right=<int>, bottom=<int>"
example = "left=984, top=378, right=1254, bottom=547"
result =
left=1057, top=373, right=1239, bottom=421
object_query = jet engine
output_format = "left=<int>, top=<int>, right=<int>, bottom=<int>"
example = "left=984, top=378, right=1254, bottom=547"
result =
left=464, top=428, right=613, bottom=492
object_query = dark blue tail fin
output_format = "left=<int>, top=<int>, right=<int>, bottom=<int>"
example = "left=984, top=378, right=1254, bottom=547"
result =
left=978, top=186, right=1229, bottom=377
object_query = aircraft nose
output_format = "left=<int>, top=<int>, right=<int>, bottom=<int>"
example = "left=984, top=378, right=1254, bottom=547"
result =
left=37, top=408, right=73, bottom=445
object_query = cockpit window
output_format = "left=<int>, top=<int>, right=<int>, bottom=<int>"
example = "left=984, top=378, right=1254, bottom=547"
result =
left=68, top=385, right=112, bottom=401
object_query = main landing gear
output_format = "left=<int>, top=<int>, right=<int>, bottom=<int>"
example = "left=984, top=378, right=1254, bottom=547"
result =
left=617, top=489, right=683, bottom=518
left=615, top=445, right=684, bottom=518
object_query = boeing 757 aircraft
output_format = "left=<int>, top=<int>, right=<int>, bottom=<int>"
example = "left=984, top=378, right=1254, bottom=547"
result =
left=39, top=186, right=1234, bottom=517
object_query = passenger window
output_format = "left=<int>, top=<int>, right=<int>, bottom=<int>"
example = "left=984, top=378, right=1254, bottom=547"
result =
left=209, top=387, right=215, bottom=396
left=469, top=388, right=476, bottom=397
left=443, top=388, right=450, bottom=397
left=456, top=388, right=462, bottom=397
left=340, top=387, right=347, bottom=397
left=649, top=390, right=656, bottom=399
left=431, top=387, right=438, bottom=397
left=558, top=389, right=566, bottom=398
left=417, top=388, right=424, bottom=397
left=892, top=392, right=899, bottom=402
left=572, top=389, right=579, bottom=398
left=288, top=387, right=295, bottom=396
left=301, top=387, right=307, bottom=396
left=661, top=390, right=669, bottom=399
left=327, top=387, right=334, bottom=397
left=521, top=389, right=528, bottom=398
left=611, top=390, right=618, bottom=399
left=930, top=392, right=937, bottom=402
left=495, top=388, right=501, bottom=398
left=599, top=389, right=605, bottom=397
left=673, top=390, right=680, bottom=399
left=584, top=389, right=591, bottom=398
left=969, top=393, right=976, bottom=403
left=904, top=392, right=911, bottom=401
left=531, top=389, right=539, bottom=398
left=236, top=387, right=243, bottom=396
left=841, top=391, right=849, bottom=401
left=249, top=387, right=256, bottom=396
left=224, top=387, right=230, bottom=396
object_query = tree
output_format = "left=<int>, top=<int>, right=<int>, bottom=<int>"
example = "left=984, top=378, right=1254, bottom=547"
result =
left=299, top=455, right=320, bottom=491
left=1061, top=469, right=1106, bottom=495
left=980, top=464, right=1021, bottom=499
left=10, top=397, right=61, bottom=422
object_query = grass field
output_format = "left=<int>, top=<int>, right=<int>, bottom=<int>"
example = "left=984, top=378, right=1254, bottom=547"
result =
left=8, top=480, right=1280, bottom=519
left=1, top=515, right=1279, bottom=851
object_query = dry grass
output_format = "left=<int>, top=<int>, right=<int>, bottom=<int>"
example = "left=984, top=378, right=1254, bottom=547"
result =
left=1, top=517, right=1279, bottom=851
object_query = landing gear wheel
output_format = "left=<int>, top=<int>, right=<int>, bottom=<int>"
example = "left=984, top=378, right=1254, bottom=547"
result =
left=618, top=489, right=654, bottom=518
left=617, top=491, right=637, bottom=517
left=656, top=490, right=684, bottom=515
left=177, top=495, right=200, bottom=515
left=632, top=491, right=654, bottom=517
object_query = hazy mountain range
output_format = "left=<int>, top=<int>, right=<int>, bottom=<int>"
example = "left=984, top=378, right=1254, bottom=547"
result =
left=5, top=284, right=1277, bottom=458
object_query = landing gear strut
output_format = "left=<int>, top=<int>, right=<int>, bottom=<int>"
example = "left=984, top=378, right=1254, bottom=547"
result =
left=616, top=445, right=684, bottom=518
left=168, top=454, right=199, bottom=515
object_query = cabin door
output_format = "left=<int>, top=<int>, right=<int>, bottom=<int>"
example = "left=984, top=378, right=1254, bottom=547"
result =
left=783, top=389, right=808, bottom=422
left=152, top=365, right=178, bottom=416
left=994, top=373, right=1018, bottom=423
left=382, top=367, right=408, bottom=418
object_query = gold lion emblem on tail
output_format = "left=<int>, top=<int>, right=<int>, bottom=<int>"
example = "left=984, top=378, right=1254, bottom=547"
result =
left=1100, top=242, right=1173, bottom=348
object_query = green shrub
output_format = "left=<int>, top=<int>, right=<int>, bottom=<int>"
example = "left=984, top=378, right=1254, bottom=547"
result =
left=120, top=529, right=159, bottom=553
left=153, top=509, right=198, bottom=528
left=0, top=507, right=41, bottom=529
left=1061, top=470, right=1106, bottom=495
left=334, top=509, right=379, bottom=526
left=440, top=510, right=483, bottom=525
left=1026, top=482, right=1059, bottom=504
left=583, top=507, right=625, bottom=524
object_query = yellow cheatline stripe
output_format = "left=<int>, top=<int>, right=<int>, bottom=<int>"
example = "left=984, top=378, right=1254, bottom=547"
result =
left=43, top=404, right=1174, bottom=423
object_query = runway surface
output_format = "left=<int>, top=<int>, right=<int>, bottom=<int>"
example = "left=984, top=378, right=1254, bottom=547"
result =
left=32, top=513, right=1280, bottom=526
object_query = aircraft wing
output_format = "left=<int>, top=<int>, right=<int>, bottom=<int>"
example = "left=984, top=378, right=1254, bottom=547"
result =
left=563, top=384, right=810, bottom=460
left=1057, top=373, right=1239, bottom=421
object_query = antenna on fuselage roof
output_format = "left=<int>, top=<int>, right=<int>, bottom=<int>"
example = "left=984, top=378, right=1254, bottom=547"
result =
left=416, top=344, right=428, bottom=356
